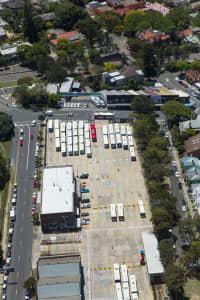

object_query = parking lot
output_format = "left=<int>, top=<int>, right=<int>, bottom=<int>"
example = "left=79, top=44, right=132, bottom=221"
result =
left=46, top=120, right=153, bottom=300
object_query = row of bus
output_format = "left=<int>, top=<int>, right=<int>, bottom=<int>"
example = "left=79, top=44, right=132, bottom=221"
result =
left=110, top=200, right=146, bottom=220
left=114, top=264, right=139, bottom=300
left=102, top=124, right=132, bottom=136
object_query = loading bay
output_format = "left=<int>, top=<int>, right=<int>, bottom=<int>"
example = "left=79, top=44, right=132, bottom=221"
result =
left=45, top=120, right=154, bottom=300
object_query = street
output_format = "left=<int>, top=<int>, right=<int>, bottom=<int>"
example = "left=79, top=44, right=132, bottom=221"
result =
left=7, top=123, right=38, bottom=300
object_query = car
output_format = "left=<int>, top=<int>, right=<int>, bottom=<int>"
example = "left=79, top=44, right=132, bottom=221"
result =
left=32, top=198, right=36, bottom=204
left=20, top=128, right=24, bottom=135
left=81, top=188, right=89, bottom=193
left=32, top=209, right=35, bottom=216
left=6, top=258, right=11, bottom=266
left=80, top=204, right=91, bottom=209
left=81, top=199, right=90, bottom=203
left=8, top=243, right=12, bottom=250
left=25, top=289, right=30, bottom=299
left=30, top=134, right=33, bottom=140
left=8, top=235, right=12, bottom=243
left=20, top=140, right=23, bottom=147
left=44, top=110, right=53, bottom=116
left=172, top=161, right=176, bottom=166
left=3, top=276, right=8, bottom=284
left=82, top=217, right=90, bottom=222
left=7, top=249, right=11, bottom=258
left=33, top=181, right=37, bottom=188
left=31, top=120, right=36, bottom=126
left=168, top=146, right=172, bottom=151
left=175, top=171, right=179, bottom=178
left=80, top=212, right=89, bottom=217
left=3, top=283, right=7, bottom=294
left=32, top=204, right=36, bottom=210
left=9, top=222, right=14, bottom=229
left=178, top=182, right=182, bottom=189
left=2, top=294, right=6, bottom=300
left=83, top=103, right=88, bottom=108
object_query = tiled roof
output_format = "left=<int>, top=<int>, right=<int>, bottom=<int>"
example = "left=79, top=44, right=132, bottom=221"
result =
left=136, top=30, right=169, bottom=43
left=50, top=31, right=83, bottom=46
left=176, top=29, right=193, bottom=38
left=185, top=70, right=200, bottom=82
left=141, top=2, right=170, bottom=16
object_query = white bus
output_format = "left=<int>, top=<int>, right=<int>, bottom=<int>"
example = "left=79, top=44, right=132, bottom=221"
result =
left=130, top=147, right=136, bottom=161
left=121, top=125, right=126, bottom=136
left=113, top=263, right=120, bottom=281
left=102, top=125, right=108, bottom=135
left=109, top=124, right=114, bottom=135
left=121, top=264, right=128, bottom=282
left=74, top=136, right=78, bottom=145
left=129, top=274, right=138, bottom=294
left=110, top=134, right=116, bottom=149
left=79, top=136, right=84, bottom=145
left=67, top=122, right=72, bottom=130
left=86, top=147, right=92, bottom=158
left=138, top=199, right=146, bottom=217
left=79, top=120, right=84, bottom=129
left=61, top=122, right=66, bottom=133
left=55, top=138, right=61, bottom=152
left=128, top=136, right=134, bottom=147
left=104, top=135, right=109, bottom=149
left=73, top=128, right=78, bottom=136
left=55, top=128, right=60, bottom=139
left=79, top=128, right=84, bottom=137
left=67, top=130, right=72, bottom=138
left=68, top=144, right=73, bottom=156
left=73, top=144, right=79, bottom=156
left=48, top=120, right=53, bottom=133
left=54, top=119, right=59, bottom=130
left=132, top=294, right=139, bottom=300
left=61, top=132, right=66, bottom=143
left=61, top=143, right=66, bottom=157
left=123, top=282, right=130, bottom=300
left=122, top=136, right=128, bottom=150
left=85, top=131, right=90, bottom=139
left=117, top=203, right=124, bottom=221
left=79, top=143, right=85, bottom=155
left=94, top=112, right=115, bottom=120
left=115, top=123, right=120, bottom=134
left=110, top=204, right=117, bottom=221
left=116, top=134, right=122, bottom=148
left=115, top=283, right=123, bottom=300
left=73, top=121, right=77, bottom=130
left=127, top=125, right=132, bottom=136
left=84, top=123, right=90, bottom=132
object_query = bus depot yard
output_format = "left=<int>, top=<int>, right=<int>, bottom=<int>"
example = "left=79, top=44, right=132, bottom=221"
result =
left=45, top=119, right=161, bottom=300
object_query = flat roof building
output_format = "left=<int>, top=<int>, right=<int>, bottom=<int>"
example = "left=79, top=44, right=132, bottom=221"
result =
left=41, top=166, right=76, bottom=233
left=142, top=232, right=164, bottom=284
left=37, top=255, right=81, bottom=300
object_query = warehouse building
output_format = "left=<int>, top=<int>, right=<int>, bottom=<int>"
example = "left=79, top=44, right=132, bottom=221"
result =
left=142, top=231, right=164, bottom=284
left=37, top=254, right=81, bottom=300
left=40, top=165, right=76, bottom=233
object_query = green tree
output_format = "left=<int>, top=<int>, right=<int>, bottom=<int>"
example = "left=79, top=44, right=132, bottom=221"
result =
left=124, top=11, right=147, bottom=37
left=165, top=264, right=185, bottom=298
left=134, top=115, right=159, bottom=148
left=161, top=101, right=192, bottom=128
left=12, top=85, right=31, bottom=107
left=190, top=60, right=200, bottom=71
left=132, top=95, right=154, bottom=114
left=75, top=16, right=100, bottom=41
left=99, top=11, right=122, bottom=32
left=24, top=276, right=36, bottom=291
left=151, top=207, right=173, bottom=227
left=23, top=0, right=38, bottom=43
left=143, top=147, right=170, bottom=165
left=48, top=94, right=61, bottom=108
left=17, top=76, right=33, bottom=86
left=145, top=163, right=168, bottom=182
left=148, top=137, right=168, bottom=151
left=88, top=49, right=102, bottom=65
left=167, top=6, right=190, bottom=30
left=175, top=60, right=189, bottom=74
left=142, top=44, right=158, bottom=78
left=183, top=241, right=200, bottom=276
left=0, top=154, right=9, bottom=191
left=159, top=238, right=176, bottom=266
left=0, top=113, right=14, bottom=141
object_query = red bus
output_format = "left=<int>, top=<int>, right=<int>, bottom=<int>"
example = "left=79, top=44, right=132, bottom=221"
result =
left=90, top=123, right=97, bottom=142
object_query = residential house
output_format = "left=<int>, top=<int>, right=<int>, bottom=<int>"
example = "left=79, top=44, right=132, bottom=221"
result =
left=50, top=31, right=84, bottom=46
left=120, top=65, right=144, bottom=82
left=185, top=70, right=200, bottom=83
left=179, top=116, right=200, bottom=133
left=36, top=12, right=55, bottom=22
left=176, top=29, right=193, bottom=39
left=140, top=2, right=170, bottom=16
left=136, top=29, right=169, bottom=44
left=184, top=133, right=200, bottom=158
left=191, top=1, right=200, bottom=8
left=0, top=42, right=32, bottom=63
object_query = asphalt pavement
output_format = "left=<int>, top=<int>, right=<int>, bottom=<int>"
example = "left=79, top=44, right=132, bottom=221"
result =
left=7, top=124, right=38, bottom=300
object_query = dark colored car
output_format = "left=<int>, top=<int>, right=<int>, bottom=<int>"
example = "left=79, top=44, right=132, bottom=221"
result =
left=7, top=249, right=11, bottom=258
left=81, top=198, right=90, bottom=203
left=8, top=234, right=12, bottom=243
left=178, top=182, right=182, bottom=189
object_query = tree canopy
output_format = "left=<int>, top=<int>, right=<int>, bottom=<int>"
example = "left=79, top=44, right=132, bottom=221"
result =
left=0, top=113, right=14, bottom=141
left=161, top=101, right=192, bottom=127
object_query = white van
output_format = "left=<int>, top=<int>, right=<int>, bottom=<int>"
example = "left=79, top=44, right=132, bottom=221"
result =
left=45, top=110, right=53, bottom=116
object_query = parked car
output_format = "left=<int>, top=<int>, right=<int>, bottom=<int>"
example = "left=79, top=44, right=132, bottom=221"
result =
left=80, top=212, right=89, bottom=217
left=31, top=120, right=36, bottom=126
left=178, top=182, right=182, bottom=189
left=80, top=204, right=91, bottom=209
left=25, top=289, right=30, bottom=299
left=175, top=171, right=179, bottom=178
left=81, top=198, right=90, bottom=203
left=32, top=209, right=35, bottom=216
left=81, top=189, right=89, bottom=193
left=33, top=181, right=37, bottom=188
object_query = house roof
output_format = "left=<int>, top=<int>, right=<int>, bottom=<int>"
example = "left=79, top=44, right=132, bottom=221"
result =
left=191, top=1, right=200, bottom=8
left=185, top=70, right=200, bottom=82
left=50, top=31, right=83, bottom=46
left=136, top=30, right=169, bottom=43
left=185, top=133, right=200, bottom=155
left=141, top=1, right=170, bottom=16
left=176, top=29, right=193, bottom=38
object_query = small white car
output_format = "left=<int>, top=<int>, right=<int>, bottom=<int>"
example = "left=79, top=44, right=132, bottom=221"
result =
left=31, top=120, right=36, bottom=126
left=175, top=171, right=179, bottom=178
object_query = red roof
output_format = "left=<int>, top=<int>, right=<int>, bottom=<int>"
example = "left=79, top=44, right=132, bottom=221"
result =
left=136, top=30, right=169, bottom=43
left=176, top=29, right=192, bottom=38
left=50, top=31, right=82, bottom=46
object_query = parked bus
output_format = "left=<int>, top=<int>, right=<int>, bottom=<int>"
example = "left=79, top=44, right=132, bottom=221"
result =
left=130, top=147, right=136, bottom=161
left=90, top=123, right=97, bottom=142
left=61, top=122, right=66, bottom=133
left=55, top=138, right=61, bottom=152
left=115, top=123, right=120, bottom=134
left=115, top=283, right=123, bottom=300
left=61, top=143, right=66, bottom=157
left=48, top=120, right=53, bottom=133
left=94, top=112, right=115, bottom=120
left=110, top=204, right=117, bottom=221
left=79, top=143, right=85, bottom=155
left=102, top=125, right=108, bottom=135
left=127, top=125, right=132, bottom=136
left=123, top=282, right=130, bottom=300
left=128, top=136, right=134, bottom=147
left=110, top=134, right=116, bottom=149
left=116, top=134, right=122, bottom=148
left=121, top=125, right=126, bottom=136
left=55, top=128, right=60, bottom=139
left=129, top=274, right=138, bottom=294
left=104, top=135, right=109, bottom=149
left=117, top=203, right=124, bottom=221
left=122, top=136, right=128, bottom=150
left=113, top=263, right=120, bottom=281
left=54, top=119, right=59, bottom=130
left=86, top=147, right=92, bottom=158
left=138, top=199, right=146, bottom=217
left=121, top=264, right=128, bottom=282
left=109, top=124, right=114, bottom=135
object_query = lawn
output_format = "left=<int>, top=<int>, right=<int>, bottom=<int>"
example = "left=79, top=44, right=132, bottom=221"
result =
left=0, top=80, right=18, bottom=88
left=0, top=140, right=12, bottom=160
left=184, top=278, right=200, bottom=300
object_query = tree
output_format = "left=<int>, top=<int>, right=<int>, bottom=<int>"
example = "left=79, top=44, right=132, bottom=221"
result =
left=48, top=94, right=61, bottom=108
left=23, top=0, right=38, bottom=43
left=132, top=95, right=154, bottom=114
left=165, top=264, right=185, bottom=299
left=134, top=115, right=159, bottom=148
left=143, top=147, right=170, bottom=165
left=167, top=6, right=190, bottom=30
left=161, top=101, right=192, bottom=128
left=88, top=49, right=102, bottom=65
left=148, top=137, right=168, bottom=151
left=183, top=241, right=200, bottom=276
left=17, top=76, right=33, bottom=86
left=75, top=16, right=100, bottom=41
left=24, top=276, right=36, bottom=291
left=0, top=153, right=9, bottom=191
left=175, top=60, right=189, bottom=75
left=105, top=62, right=117, bottom=72
left=151, top=207, right=173, bottom=227
left=12, top=85, right=31, bottom=107
left=99, top=11, right=122, bottom=32
left=0, top=113, right=14, bottom=141
left=45, top=60, right=67, bottom=86
left=142, top=44, right=158, bottom=78
left=124, top=11, right=147, bottom=37
left=145, top=163, right=168, bottom=182
left=159, top=238, right=176, bottom=266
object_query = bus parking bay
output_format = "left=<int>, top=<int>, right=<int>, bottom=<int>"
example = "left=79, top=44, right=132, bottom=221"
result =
left=45, top=120, right=153, bottom=300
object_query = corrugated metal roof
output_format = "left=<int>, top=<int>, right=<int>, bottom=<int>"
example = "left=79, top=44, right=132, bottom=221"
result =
left=142, top=232, right=164, bottom=275
left=38, top=282, right=80, bottom=299
left=39, top=262, right=80, bottom=278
